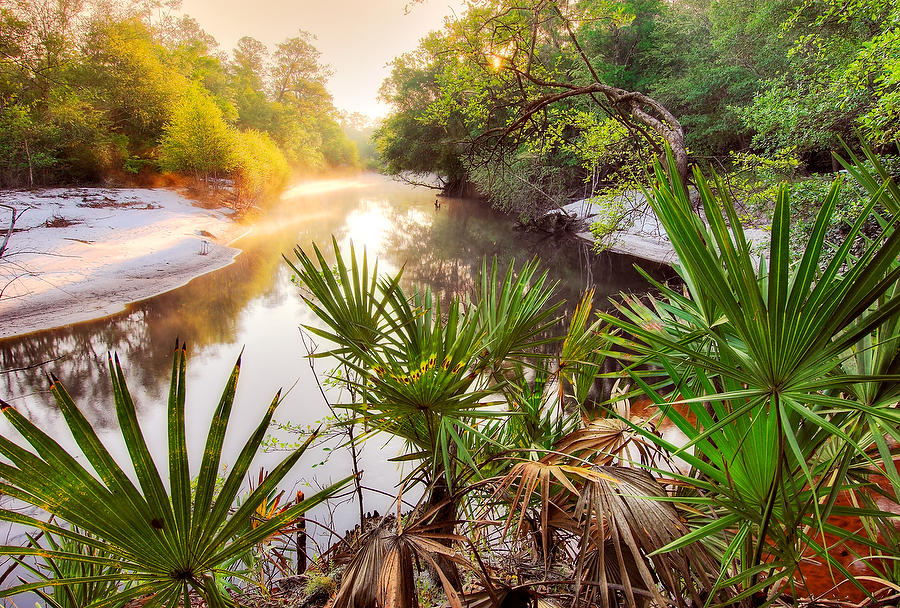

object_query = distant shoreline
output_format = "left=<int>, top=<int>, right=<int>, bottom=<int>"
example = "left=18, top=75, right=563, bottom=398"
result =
left=0, top=187, right=247, bottom=340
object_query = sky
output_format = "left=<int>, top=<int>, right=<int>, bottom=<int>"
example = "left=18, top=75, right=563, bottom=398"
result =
left=177, top=0, right=467, bottom=119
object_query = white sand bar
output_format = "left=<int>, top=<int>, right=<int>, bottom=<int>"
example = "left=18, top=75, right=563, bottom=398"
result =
left=0, top=187, right=245, bottom=339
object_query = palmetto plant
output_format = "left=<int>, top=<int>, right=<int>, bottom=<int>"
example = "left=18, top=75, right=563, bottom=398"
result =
left=286, top=241, right=562, bottom=501
left=287, top=240, right=566, bottom=593
left=16, top=529, right=122, bottom=608
left=600, top=148, right=900, bottom=602
left=0, top=342, right=351, bottom=607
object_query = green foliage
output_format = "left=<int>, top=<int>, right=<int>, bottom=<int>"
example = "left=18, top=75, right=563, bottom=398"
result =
left=722, top=147, right=900, bottom=260
left=587, top=194, right=628, bottom=247
left=304, top=574, right=336, bottom=598
left=229, top=129, right=290, bottom=203
left=465, top=150, right=571, bottom=222
left=341, top=113, right=379, bottom=169
left=80, top=18, right=187, bottom=150
left=158, top=86, right=235, bottom=180
left=0, top=101, right=59, bottom=186
left=286, top=240, right=561, bottom=501
left=744, top=0, right=900, bottom=152
left=18, top=530, right=123, bottom=608
left=598, top=147, right=900, bottom=601
left=721, top=147, right=801, bottom=223
left=0, top=343, right=350, bottom=606
left=377, top=0, right=897, bottom=214
left=0, top=4, right=357, bottom=189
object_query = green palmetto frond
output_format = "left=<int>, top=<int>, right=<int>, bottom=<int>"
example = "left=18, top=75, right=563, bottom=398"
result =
left=287, top=241, right=565, bottom=495
left=600, top=147, right=900, bottom=600
left=496, top=364, right=582, bottom=457
left=0, top=343, right=351, bottom=608
left=558, top=288, right=610, bottom=407
left=13, top=530, right=122, bottom=608
left=474, top=256, right=562, bottom=369
left=284, top=236, right=403, bottom=363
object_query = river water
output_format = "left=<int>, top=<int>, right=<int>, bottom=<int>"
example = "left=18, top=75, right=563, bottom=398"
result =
left=0, top=173, right=670, bottom=598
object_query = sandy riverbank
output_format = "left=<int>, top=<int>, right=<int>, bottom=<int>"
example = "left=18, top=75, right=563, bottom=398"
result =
left=0, top=187, right=246, bottom=339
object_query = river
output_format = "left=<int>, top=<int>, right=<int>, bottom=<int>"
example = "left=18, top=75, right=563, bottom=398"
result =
left=0, top=173, right=671, bottom=599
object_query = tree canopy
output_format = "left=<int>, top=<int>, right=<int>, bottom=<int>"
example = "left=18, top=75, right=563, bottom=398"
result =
left=0, top=0, right=359, bottom=198
left=375, top=0, right=900, bottom=214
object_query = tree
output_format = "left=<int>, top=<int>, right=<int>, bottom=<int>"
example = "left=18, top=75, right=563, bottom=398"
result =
left=79, top=17, right=187, bottom=153
left=270, top=31, right=331, bottom=109
left=0, top=102, right=55, bottom=186
left=744, top=0, right=900, bottom=157
left=629, top=0, right=794, bottom=154
left=228, top=36, right=271, bottom=130
left=377, top=0, right=691, bottom=199
left=157, top=85, right=234, bottom=182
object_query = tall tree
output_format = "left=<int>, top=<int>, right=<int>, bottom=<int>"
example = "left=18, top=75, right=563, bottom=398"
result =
left=378, top=0, right=691, bottom=192
left=271, top=30, right=331, bottom=109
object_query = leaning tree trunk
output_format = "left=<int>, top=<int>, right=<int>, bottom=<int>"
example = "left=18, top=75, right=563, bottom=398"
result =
left=475, top=3, right=691, bottom=191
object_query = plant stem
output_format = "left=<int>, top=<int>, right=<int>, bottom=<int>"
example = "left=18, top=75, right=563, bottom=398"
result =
left=751, top=392, right=785, bottom=587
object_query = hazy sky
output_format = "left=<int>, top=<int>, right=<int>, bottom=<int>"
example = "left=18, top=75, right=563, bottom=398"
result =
left=178, top=0, right=467, bottom=118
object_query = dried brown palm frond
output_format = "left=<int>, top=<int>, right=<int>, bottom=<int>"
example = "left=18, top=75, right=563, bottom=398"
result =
left=488, top=414, right=663, bottom=567
left=333, top=511, right=492, bottom=608
left=491, top=458, right=616, bottom=568
left=572, top=466, right=719, bottom=608
left=489, top=455, right=719, bottom=608
left=553, top=417, right=661, bottom=467
left=460, top=581, right=565, bottom=608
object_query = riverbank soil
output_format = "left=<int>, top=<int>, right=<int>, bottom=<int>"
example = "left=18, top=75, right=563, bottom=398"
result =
left=0, top=187, right=245, bottom=339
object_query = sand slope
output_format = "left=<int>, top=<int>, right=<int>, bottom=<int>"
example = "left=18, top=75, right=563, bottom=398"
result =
left=0, top=187, right=245, bottom=339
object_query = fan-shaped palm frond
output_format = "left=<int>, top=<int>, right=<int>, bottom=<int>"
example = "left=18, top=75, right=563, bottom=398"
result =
left=598, top=146, right=900, bottom=602
left=0, top=343, right=351, bottom=607
left=558, top=289, right=610, bottom=407
left=333, top=509, right=488, bottom=608
left=571, top=466, right=719, bottom=608
left=285, top=236, right=403, bottom=363
left=474, top=256, right=561, bottom=369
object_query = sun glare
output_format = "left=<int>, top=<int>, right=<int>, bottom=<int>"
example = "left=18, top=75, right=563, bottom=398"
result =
left=341, top=200, right=394, bottom=261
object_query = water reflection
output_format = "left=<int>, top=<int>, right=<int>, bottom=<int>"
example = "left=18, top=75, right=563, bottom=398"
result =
left=0, top=173, right=673, bottom=558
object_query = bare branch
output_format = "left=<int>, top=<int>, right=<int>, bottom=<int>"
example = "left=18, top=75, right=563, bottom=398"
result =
left=0, top=203, right=30, bottom=260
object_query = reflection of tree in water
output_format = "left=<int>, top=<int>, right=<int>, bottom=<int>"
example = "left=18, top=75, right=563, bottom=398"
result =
left=0, top=225, right=301, bottom=428
left=383, top=197, right=675, bottom=320
left=0, top=183, right=381, bottom=428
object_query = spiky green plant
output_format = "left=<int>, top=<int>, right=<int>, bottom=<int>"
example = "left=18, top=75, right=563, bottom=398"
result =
left=286, top=242, right=562, bottom=497
left=14, top=529, right=123, bottom=608
left=600, top=147, right=900, bottom=602
left=0, top=342, right=351, bottom=608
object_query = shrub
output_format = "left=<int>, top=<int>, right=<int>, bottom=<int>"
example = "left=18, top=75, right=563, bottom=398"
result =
left=230, top=129, right=290, bottom=204
left=158, top=86, right=236, bottom=183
